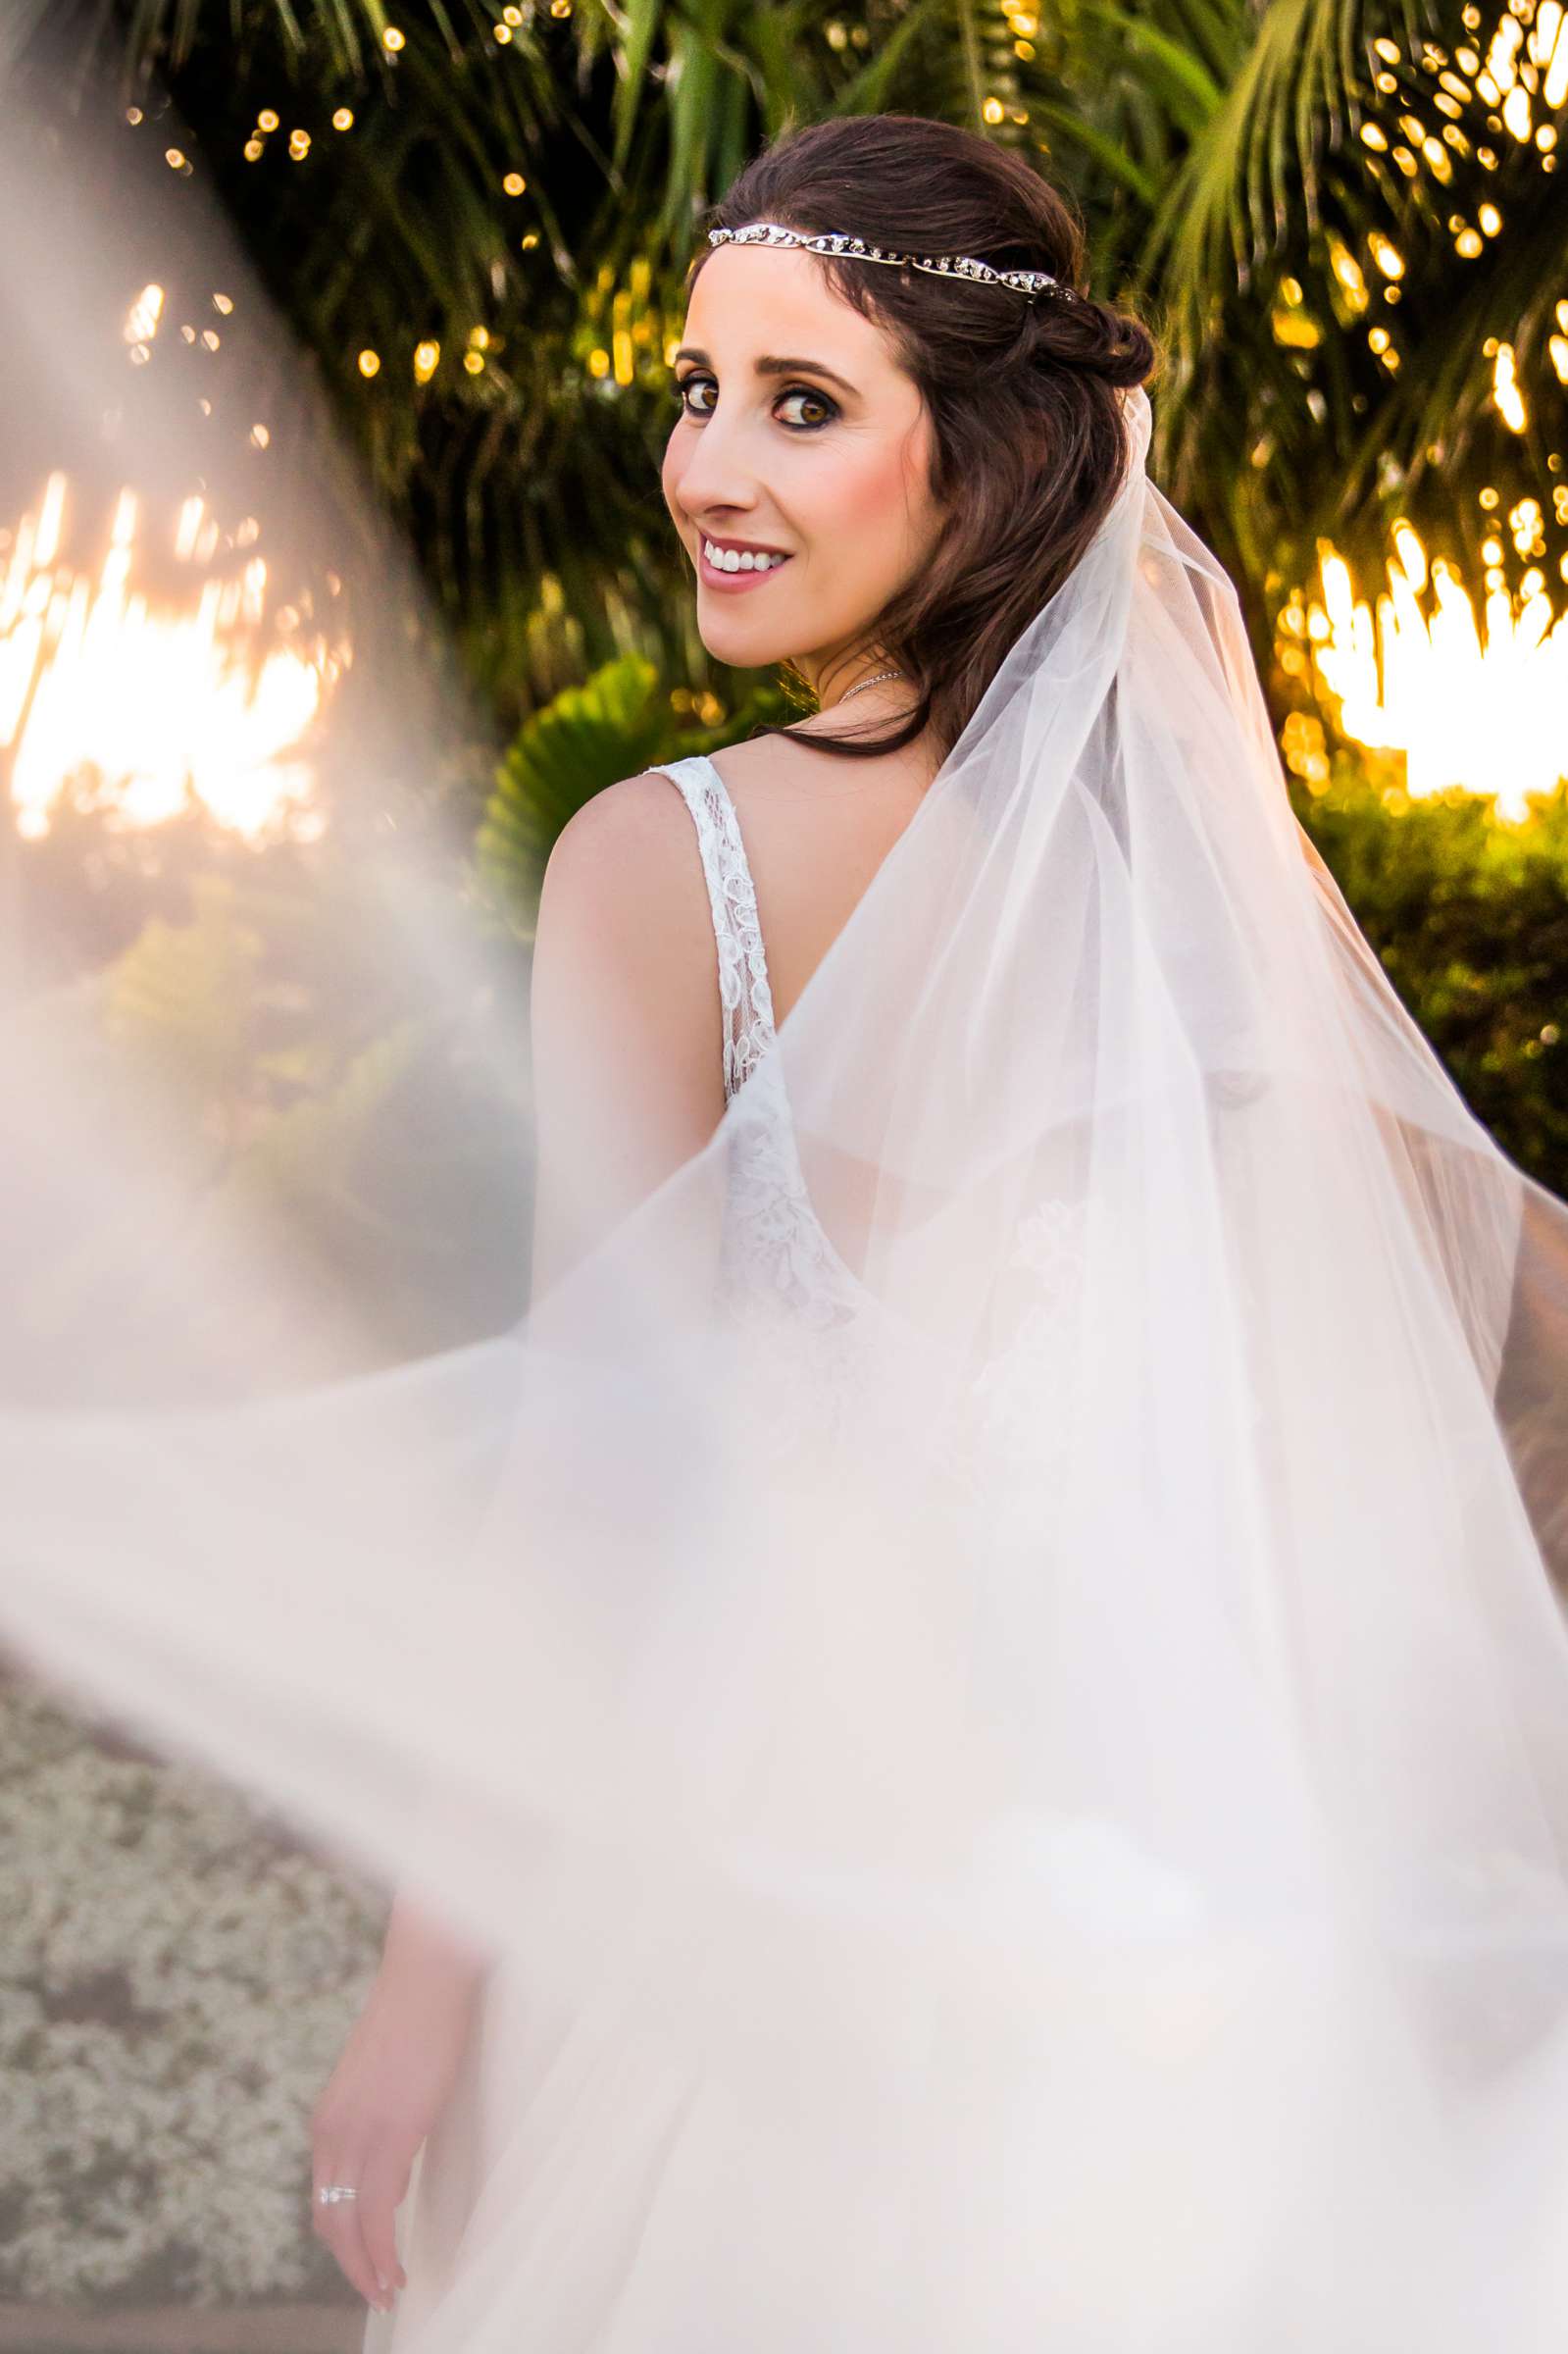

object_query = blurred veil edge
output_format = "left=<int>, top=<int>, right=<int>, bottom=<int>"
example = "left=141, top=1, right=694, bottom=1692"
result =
left=0, top=43, right=531, bottom=1394
left=3, top=54, right=1568, bottom=2294
left=0, top=43, right=554, bottom=1919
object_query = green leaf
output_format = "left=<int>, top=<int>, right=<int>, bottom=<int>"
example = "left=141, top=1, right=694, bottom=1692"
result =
left=475, top=652, right=673, bottom=932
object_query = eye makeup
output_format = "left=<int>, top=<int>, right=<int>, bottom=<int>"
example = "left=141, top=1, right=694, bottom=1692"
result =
left=671, top=371, right=839, bottom=432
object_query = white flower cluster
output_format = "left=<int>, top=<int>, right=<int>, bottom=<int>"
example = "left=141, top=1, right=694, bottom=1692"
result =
left=0, top=1671, right=385, bottom=2303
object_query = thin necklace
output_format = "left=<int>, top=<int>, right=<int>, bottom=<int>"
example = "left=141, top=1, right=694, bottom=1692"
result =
left=836, top=667, right=908, bottom=707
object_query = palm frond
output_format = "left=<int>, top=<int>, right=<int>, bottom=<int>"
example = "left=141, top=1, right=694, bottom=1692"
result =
left=14, top=0, right=1562, bottom=768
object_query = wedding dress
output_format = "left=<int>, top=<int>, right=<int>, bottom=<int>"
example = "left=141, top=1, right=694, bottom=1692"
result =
left=660, top=750, right=877, bottom=1330
left=365, top=746, right=1102, bottom=2353
left=352, top=721, right=1568, bottom=2352
left=7, top=379, right=1568, bottom=2350
left=362, top=749, right=869, bottom=2351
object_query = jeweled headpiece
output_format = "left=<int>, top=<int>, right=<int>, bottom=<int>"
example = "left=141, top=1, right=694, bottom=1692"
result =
left=706, top=220, right=1079, bottom=305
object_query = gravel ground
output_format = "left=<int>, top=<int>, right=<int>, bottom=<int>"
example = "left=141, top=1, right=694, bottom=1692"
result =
left=1, top=1669, right=385, bottom=2309
left=0, top=2308, right=362, bottom=2352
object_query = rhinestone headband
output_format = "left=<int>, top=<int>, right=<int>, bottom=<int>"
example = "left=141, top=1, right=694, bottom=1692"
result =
left=706, top=221, right=1078, bottom=305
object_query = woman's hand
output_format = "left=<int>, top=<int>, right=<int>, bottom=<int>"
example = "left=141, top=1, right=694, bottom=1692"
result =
left=311, top=1905, right=490, bottom=2317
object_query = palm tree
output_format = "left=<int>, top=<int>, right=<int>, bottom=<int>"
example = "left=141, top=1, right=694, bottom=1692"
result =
left=5, top=0, right=1565, bottom=730
left=1067, top=0, right=1568, bottom=623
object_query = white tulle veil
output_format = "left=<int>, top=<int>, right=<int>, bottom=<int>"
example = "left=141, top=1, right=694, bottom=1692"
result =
left=5, top=93, right=1568, bottom=2349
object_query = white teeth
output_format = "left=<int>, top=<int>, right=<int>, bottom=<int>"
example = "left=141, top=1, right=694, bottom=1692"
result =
left=703, top=538, right=787, bottom=574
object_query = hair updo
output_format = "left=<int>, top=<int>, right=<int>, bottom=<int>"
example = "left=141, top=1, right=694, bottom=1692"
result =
left=685, top=112, right=1163, bottom=765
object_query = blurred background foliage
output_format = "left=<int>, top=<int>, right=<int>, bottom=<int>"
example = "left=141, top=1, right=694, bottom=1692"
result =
left=9, top=0, right=1568, bottom=697
left=1297, top=760, right=1568, bottom=1188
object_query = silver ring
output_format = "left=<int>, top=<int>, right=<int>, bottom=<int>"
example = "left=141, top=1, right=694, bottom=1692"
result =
left=318, top=2183, right=359, bottom=2205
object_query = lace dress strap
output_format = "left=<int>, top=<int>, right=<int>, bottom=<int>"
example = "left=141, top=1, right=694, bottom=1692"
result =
left=650, top=754, right=778, bottom=1099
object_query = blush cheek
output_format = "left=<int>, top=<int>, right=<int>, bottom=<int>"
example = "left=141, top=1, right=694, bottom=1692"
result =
left=810, top=449, right=924, bottom=612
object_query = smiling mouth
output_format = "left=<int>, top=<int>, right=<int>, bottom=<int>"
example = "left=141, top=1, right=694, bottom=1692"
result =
left=697, top=538, right=794, bottom=585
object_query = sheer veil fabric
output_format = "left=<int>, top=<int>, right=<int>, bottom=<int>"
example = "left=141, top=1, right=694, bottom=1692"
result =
left=6, top=373, right=1568, bottom=2348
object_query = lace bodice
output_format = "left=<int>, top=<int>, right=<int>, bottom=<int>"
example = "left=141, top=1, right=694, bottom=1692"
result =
left=649, top=752, right=1089, bottom=1487
left=650, top=753, right=864, bottom=1331
left=654, top=754, right=778, bottom=1101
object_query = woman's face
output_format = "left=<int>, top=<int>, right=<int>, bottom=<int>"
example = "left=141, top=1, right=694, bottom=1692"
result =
left=660, top=245, right=946, bottom=696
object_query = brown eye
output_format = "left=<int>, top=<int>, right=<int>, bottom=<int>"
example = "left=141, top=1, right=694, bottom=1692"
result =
left=777, top=385, right=837, bottom=430
left=670, top=374, right=837, bottom=432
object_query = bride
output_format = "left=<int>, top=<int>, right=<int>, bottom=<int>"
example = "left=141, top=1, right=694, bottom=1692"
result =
left=291, top=109, right=1568, bottom=2351
left=315, top=113, right=1068, bottom=2343
left=9, top=107, right=1568, bottom=2351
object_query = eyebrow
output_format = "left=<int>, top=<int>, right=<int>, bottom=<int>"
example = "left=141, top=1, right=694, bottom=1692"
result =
left=672, top=346, right=859, bottom=396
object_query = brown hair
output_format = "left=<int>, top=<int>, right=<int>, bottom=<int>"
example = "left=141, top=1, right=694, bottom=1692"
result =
left=685, top=113, right=1163, bottom=765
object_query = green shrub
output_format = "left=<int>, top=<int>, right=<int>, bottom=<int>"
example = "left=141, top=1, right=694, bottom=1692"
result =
left=1292, top=762, right=1568, bottom=1199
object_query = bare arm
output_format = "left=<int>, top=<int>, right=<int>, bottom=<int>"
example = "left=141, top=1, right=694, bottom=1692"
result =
left=314, top=773, right=729, bottom=2309
left=376, top=771, right=724, bottom=1993
left=527, top=770, right=726, bottom=1299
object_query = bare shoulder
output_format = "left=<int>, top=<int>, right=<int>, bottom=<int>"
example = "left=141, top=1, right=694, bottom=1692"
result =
left=531, top=767, right=720, bottom=1079
left=540, top=768, right=700, bottom=912
left=708, top=729, right=936, bottom=879
left=710, top=725, right=939, bottom=815
left=705, top=729, right=848, bottom=801
left=535, top=769, right=720, bottom=976
left=528, top=768, right=727, bottom=1284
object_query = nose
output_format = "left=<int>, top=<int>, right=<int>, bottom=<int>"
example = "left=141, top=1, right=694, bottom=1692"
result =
left=671, top=406, right=762, bottom=529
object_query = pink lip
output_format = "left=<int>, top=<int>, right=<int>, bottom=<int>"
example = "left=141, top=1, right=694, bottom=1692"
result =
left=697, top=542, right=794, bottom=593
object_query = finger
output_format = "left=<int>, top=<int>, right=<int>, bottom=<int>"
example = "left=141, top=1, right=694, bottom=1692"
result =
left=356, top=2142, right=414, bottom=2296
left=318, top=2197, right=387, bottom=2312
left=313, top=2141, right=389, bottom=2312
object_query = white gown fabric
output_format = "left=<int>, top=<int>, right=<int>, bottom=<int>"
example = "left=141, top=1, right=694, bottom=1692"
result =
left=363, top=751, right=1096, bottom=2351
left=6, top=381, right=1568, bottom=2349
left=363, top=752, right=845, bottom=2350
